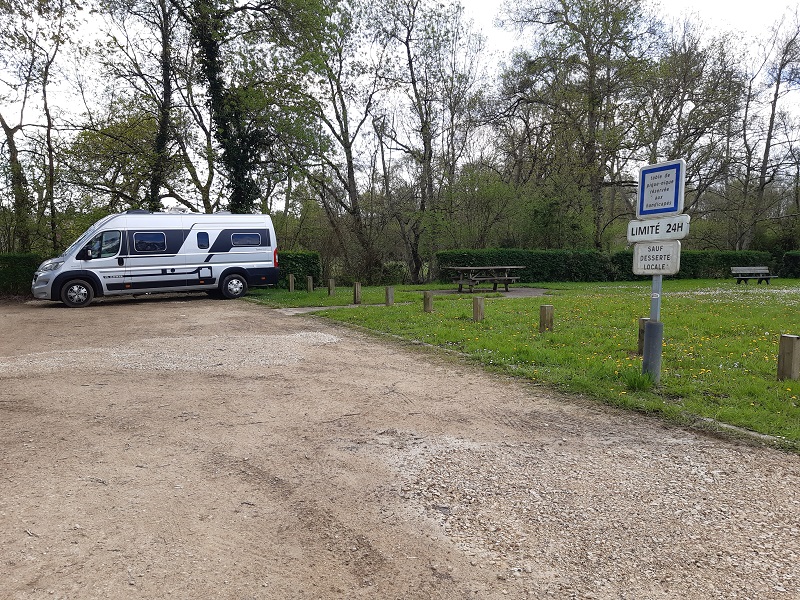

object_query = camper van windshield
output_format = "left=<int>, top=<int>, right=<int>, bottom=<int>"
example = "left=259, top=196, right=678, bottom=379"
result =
left=60, top=225, right=98, bottom=257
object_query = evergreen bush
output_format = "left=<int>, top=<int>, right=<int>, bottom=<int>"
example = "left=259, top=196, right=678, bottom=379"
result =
left=781, top=251, right=800, bottom=278
left=677, top=250, right=773, bottom=279
left=277, top=251, right=322, bottom=288
left=0, top=253, right=42, bottom=296
left=438, top=249, right=778, bottom=283
left=436, top=249, right=615, bottom=282
left=611, top=250, right=773, bottom=281
left=379, top=261, right=410, bottom=285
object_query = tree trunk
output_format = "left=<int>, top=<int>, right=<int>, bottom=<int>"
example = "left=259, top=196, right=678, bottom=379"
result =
left=0, top=113, right=32, bottom=252
left=190, top=0, right=259, bottom=214
left=41, top=11, right=63, bottom=254
left=148, top=0, right=173, bottom=212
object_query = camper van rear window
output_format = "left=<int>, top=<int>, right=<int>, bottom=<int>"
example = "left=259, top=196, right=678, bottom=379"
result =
left=133, top=232, right=167, bottom=253
left=231, top=233, right=261, bottom=247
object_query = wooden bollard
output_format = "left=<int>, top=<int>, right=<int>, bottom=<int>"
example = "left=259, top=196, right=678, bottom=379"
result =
left=539, top=304, right=554, bottom=333
left=385, top=286, right=394, bottom=306
left=306, top=275, right=314, bottom=293
left=328, top=278, right=335, bottom=296
left=638, top=317, right=650, bottom=355
left=353, top=282, right=362, bottom=305
left=288, top=273, right=295, bottom=292
left=473, top=297, right=485, bottom=322
left=778, top=334, right=800, bottom=380
left=423, top=291, right=434, bottom=313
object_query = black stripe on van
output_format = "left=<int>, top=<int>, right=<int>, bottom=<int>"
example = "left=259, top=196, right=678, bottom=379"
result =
left=123, top=229, right=187, bottom=256
left=208, top=229, right=270, bottom=253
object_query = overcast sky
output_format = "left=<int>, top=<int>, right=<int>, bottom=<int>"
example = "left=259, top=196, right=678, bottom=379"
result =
left=461, top=0, right=800, bottom=57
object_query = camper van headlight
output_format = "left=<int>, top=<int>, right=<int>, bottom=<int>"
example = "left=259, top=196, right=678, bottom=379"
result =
left=39, top=260, right=64, bottom=272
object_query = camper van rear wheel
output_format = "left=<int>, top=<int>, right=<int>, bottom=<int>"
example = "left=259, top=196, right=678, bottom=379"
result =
left=221, top=274, right=248, bottom=299
left=61, top=279, right=94, bottom=308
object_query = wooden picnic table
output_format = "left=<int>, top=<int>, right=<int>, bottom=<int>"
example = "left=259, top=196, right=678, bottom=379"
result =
left=447, top=265, right=525, bottom=293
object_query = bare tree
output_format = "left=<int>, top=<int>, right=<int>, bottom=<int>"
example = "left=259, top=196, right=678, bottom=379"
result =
left=379, top=0, right=484, bottom=281
left=0, top=0, right=75, bottom=252
left=301, top=0, right=392, bottom=281
left=724, top=12, right=800, bottom=249
left=502, top=0, right=657, bottom=249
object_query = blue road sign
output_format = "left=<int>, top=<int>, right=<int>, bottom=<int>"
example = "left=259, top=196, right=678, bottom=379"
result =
left=637, top=159, right=685, bottom=219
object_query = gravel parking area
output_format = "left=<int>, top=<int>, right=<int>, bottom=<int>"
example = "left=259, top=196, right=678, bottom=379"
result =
left=1, top=295, right=798, bottom=599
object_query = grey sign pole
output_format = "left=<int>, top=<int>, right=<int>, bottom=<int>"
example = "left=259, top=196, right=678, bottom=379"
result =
left=633, top=159, right=687, bottom=385
left=649, top=274, right=662, bottom=321
left=642, top=275, right=663, bottom=382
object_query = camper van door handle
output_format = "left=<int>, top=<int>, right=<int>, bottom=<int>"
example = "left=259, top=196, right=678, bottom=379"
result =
left=118, top=258, right=124, bottom=266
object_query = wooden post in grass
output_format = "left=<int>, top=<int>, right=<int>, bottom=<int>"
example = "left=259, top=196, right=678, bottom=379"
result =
left=353, top=282, right=362, bottom=305
left=539, top=304, right=554, bottom=333
left=306, top=275, right=314, bottom=293
left=423, top=291, right=434, bottom=313
left=328, top=279, right=335, bottom=296
left=638, top=317, right=650, bottom=355
left=473, top=297, right=485, bottom=322
left=385, top=286, right=394, bottom=306
left=288, top=274, right=295, bottom=292
left=778, top=334, right=800, bottom=380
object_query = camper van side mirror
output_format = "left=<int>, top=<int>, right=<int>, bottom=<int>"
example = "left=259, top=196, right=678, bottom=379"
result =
left=77, top=248, right=91, bottom=260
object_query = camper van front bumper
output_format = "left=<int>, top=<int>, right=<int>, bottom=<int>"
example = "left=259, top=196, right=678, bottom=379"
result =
left=31, top=274, right=53, bottom=299
left=31, top=259, right=65, bottom=299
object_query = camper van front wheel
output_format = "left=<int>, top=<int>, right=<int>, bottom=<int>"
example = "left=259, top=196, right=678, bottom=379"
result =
left=221, top=274, right=248, bottom=299
left=61, top=279, right=94, bottom=308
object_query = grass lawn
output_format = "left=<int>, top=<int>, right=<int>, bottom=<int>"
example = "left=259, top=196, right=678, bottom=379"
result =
left=248, top=279, right=800, bottom=449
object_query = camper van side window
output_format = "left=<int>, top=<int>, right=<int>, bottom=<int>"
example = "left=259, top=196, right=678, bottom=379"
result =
left=133, top=232, right=167, bottom=253
left=231, top=233, right=261, bottom=247
left=87, top=230, right=121, bottom=258
left=197, top=232, right=209, bottom=249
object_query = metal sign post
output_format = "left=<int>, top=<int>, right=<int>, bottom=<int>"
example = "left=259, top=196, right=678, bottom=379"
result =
left=649, top=274, right=662, bottom=322
left=631, top=160, right=687, bottom=383
left=642, top=276, right=664, bottom=380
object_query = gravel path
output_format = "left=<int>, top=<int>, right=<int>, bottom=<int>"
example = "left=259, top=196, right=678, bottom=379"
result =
left=1, top=295, right=798, bottom=599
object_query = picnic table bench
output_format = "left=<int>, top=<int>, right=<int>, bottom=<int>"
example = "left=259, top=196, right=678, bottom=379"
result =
left=731, top=266, right=776, bottom=284
left=447, top=266, right=524, bottom=292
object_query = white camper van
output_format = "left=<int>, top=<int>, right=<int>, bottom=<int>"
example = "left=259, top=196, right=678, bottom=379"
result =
left=32, top=210, right=280, bottom=307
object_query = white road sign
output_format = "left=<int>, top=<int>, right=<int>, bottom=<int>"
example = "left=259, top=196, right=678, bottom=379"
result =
left=637, top=159, right=685, bottom=219
left=627, top=214, right=690, bottom=243
left=633, top=241, right=681, bottom=276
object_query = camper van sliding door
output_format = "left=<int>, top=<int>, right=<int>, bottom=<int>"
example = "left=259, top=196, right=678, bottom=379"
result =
left=123, top=229, right=188, bottom=292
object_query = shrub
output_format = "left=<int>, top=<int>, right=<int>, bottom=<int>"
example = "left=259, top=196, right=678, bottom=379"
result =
left=0, top=253, right=43, bottom=296
left=277, top=251, right=322, bottom=288
left=437, top=248, right=779, bottom=283
left=611, top=249, right=774, bottom=281
left=379, top=261, right=410, bottom=285
left=436, top=249, right=615, bottom=283
left=781, top=251, right=800, bottom=278
left=677, top=250, right=773, bottom=279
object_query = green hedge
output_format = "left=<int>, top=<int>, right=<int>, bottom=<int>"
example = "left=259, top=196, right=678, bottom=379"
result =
left=0, top=253, right=42, bottom=296
left=678, top=250, right=773, bottom=279
left=277, top=251, right=323, bottom=288
left=611, top=249, right=774, bottom=280
left=782, top=252, right=800, bottom=278
left=438, top=249, right=777, bottom=283
left=436, top=249, right=615, bottom=282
